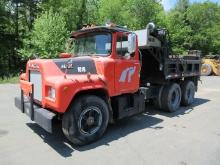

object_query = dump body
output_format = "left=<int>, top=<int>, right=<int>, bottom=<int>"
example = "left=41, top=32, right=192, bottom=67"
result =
left=134, top=25, right=200, bottom=85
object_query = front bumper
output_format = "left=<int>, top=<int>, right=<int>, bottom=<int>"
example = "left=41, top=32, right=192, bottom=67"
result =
left=14, top=80, right=56, bottom=133
left=14, top=97, right=56, bottom=133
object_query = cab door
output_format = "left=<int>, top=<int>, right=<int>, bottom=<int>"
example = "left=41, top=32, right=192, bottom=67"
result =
left=114, top=32, right=140, bottom=95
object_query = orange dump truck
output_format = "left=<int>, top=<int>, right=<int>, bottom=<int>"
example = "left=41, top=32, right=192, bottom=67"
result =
left=14, top=23, right=201, bottom=145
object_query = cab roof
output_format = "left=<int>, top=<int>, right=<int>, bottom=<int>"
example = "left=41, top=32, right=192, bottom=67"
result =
left=71, top=26, right=130, bottom=38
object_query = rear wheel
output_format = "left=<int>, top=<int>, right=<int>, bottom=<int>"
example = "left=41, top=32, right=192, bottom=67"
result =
left=201, top=63, right=212, bottom=76
left=153, top=86, right=164, bottom=109
left=62, top=95, right=109, bottom=145
left=161, top=83, right=181, bottom=112
left=181, top=81, right=195, bottom=106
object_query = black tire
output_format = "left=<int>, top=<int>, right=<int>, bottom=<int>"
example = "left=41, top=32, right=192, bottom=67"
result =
left=161, top=83, right=181, bottom=112
left=201, top=63, right=212, bottom=76
left=153, top=86, right=164, bottom=109
left=181, top=81, right=195, bottom=106
left=62, top=95, right=109, bottom=145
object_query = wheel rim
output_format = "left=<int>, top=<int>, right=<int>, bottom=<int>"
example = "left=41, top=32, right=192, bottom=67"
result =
left=201, top=64, right=211, bottom=75
left=78, top=106, right=102, bottom=136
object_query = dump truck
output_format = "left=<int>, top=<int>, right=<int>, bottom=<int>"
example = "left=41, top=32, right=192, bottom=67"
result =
left=201, top=55, right=220, bottom=76
left=14, top=23, right=201, bottom=145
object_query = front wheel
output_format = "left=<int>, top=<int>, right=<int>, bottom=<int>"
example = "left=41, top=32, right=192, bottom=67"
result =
left=62, top=95, right=109, bottom=145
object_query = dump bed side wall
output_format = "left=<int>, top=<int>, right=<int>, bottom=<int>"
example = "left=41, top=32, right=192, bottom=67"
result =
left=139, top=49, right=201, bottom=85
left=164, top=58, right=201, bottom=79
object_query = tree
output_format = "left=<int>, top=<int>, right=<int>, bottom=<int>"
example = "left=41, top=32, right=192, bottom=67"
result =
left=186, top=2, right=220, bottom=54
left=98, top=0, right=164, bottom=30
left=98, top=0, right=126, bottom=25
left=124, top=0, right=164, bottom=29
left=40, top=0, right=99, bottom=31
left=175, top=0, right=189, bottom=13
left=166, top=0, right=220, bottom=55
left=166, top=0, right=191, bottom=54
left=0, top=0, right=19, bottom=77
left=19, top=9, right=69, bottom=59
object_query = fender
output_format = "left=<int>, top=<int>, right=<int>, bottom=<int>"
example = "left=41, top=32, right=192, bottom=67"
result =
left=44, top=74, right=109, bottom=113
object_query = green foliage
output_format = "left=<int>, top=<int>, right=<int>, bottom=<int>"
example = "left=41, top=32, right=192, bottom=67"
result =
left=0, top=0, right=20, bottom=77
left=166, top=0, right=191, bottom=54
left=0, top=76, right=19, bottom=84
left=125, top=0, right=164, bottom=29
left=175, top=0, right=189, bottom=13
left=19, top=10, right=68, bottom=59
left=167, top=0, right=220, bottom=55
left=40, top=0, right=98, bottom=31
left=98, top=0, right=126, bottom=25
left=98, top=0, right=164, bottom=29
left=167, top=11, right=191, bottom=54
left=186, top=2, right=220, bottom=54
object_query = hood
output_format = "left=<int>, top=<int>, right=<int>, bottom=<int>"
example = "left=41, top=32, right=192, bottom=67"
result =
left=53, top=56, right=97, bottom=74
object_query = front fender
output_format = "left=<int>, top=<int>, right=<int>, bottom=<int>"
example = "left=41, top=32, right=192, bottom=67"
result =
left=44, top=75, right=108, bottom=113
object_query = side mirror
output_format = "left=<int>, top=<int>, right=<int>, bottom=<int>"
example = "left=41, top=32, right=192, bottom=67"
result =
left=128, top=33, right=137, bottom=56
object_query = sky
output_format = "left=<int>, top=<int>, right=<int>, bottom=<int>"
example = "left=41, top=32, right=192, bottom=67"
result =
left=161, top=0, right=220, bottom=11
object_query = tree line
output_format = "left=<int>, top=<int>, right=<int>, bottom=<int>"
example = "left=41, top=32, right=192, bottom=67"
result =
left=0, top=0, right=220, bottom=78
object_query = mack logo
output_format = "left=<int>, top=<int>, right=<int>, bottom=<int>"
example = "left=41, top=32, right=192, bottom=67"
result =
left=119, top=66, right=136, bottom=83
left=61, top=63, right=73, bottom=69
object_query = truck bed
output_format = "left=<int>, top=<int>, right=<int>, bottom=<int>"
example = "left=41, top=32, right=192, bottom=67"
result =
left=135, top=26, right=201, bottom=85
left=139, top=49, right=201, bottom=85
left=164, top=55, right=201, bottom=79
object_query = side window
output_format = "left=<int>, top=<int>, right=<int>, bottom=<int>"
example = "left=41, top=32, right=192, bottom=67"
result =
left=116, top=34, right=128, bottom=56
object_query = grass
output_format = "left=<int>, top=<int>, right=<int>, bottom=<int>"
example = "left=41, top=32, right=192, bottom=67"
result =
left=0, top=76, right=19, bottom=84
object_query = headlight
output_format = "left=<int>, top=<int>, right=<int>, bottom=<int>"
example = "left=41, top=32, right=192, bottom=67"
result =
left=48, top=87, right=56, bottom=100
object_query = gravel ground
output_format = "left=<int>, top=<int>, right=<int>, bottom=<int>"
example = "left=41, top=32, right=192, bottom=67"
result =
left=0, top=76, right=219, bottom=165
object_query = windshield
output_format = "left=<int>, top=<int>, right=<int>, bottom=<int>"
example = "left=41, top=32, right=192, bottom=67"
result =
left=67, top=33, right=112, bottom=57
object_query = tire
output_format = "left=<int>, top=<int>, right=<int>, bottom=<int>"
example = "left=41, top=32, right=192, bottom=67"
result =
left=201, top=63, right=212, bottom=76
left=161, top=83, right=181, bottom=112
left=153, top=86, right=164, bottom=109
left=62, top=95, right=109, bottom=145
left=215, top=64, right=220, bottom=76
left=181, top=81, right=195, bottom=106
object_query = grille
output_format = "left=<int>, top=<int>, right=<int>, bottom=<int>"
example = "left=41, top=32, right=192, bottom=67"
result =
left=29, top=70, right=42, bottom=102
